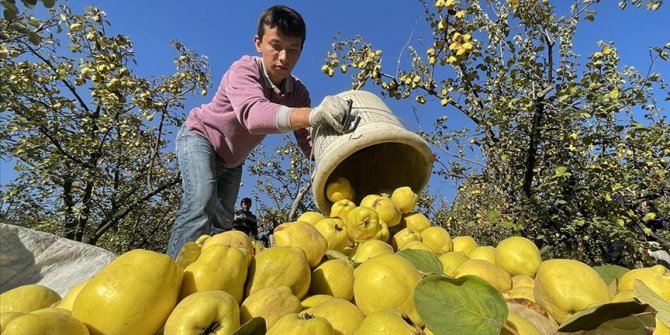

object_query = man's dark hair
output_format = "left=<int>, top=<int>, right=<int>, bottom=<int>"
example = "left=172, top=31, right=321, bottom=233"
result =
left=257, top=5, right=306, bottom=49
left=241, top=197, right=252, bottom=206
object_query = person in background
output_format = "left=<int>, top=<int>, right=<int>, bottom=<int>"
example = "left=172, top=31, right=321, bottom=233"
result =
left=166, top=5, right=349, bottom=259
left=232, top=197, right=258, bottom=238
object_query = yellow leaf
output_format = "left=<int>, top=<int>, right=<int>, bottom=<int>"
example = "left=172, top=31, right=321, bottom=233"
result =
left=608, top=88, right=619, bottom=99
left=642, top=213, right=656, bottom=221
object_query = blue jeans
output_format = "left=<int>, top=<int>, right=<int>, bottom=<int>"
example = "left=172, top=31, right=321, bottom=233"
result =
left=166, top=126, right=242, bottom=259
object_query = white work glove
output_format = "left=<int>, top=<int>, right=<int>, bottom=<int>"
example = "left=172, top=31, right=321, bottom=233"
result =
left=309, top=95, right=349, bottom=133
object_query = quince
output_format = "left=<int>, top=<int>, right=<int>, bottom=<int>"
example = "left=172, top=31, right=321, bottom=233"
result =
left=611, top=289, right=635, bottom=302
left=503, top=286, right=535, bottom=302
left=452, top=235, right=479, bottom=255
left=0, top=284, right=61, bottom=313
left=266, top=313, right=334, bottom=335
left=240, top=286, right=302, bottom=329
left=164, top=290, right=240, bottom=335
left=617, top=264, right=670, bottom=302
left=351, top=239, right=395, bottom=264
left=353, top=308, right=420, bottom=335
left=327, top=176, right=355, bottom=202
left=72, top=249, right=183, bottom=335
left=330, top=199, right=357, bottom=223
left=370, top=196, right=401, bottom=227
left=202, top=230, right=253, bottom=255
left=298, top=211, right=326, bottom=225
left=302, top=298, right=365, bottom=335
left=181, top=244, right=251, bottom=303
left=274, top=221, right=329, bottom=267
left=401, top=212, right=432, bottom=233
left=511, top=274, right=535, bottom=289
left=360, top=194, right=382, bottom=208
left=56, top=279, right=90, bottom=311
left=391, top=227, right=421, bottom=251
left=314, top=217, right=351, bottom=253
left=372, top=220, right=390, bottom=242
left=468, top=245, right=496, bottom=264
left=400, top=241, right=435, bottom=253
left=353, top=254, right=423, bottom=326
left=438, top=251, right=469, bottom=276
left=495, top=236, right=542, bottom=277
left=245, top=246, right=311, bottom=299
left=1, top=308, right=89, bottom=335
left=420, top=226, right=453, bottom=255
left=501, top=310, right=541, bottom=335
left=346, top=206, right=382, bottom=242
left=454, top=259, right=512, bottom=293
left=301, top=294, right=336, bottom=309
left=533, top=259, right=610, bottom=324
left=391, top=186, right=418, bottom=214
left=309, top=258, right=355, bottom=300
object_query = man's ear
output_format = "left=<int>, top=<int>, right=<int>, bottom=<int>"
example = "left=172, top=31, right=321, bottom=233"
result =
left=253, top=35, right=262, bottom=53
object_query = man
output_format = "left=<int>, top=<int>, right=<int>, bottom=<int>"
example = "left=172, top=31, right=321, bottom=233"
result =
left=166, top=5, right=349, bottom=259
left=232, top=198, right=258, bottom=238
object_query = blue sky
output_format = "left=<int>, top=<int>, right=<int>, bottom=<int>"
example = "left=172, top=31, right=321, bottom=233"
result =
left=2, top=0, right=669, bottom=204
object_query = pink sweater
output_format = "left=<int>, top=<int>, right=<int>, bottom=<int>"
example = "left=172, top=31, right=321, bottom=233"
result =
left=186, top=55, right=312, bottom=168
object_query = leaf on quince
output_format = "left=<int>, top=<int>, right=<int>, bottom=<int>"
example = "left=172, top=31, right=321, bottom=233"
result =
left=558, top=313, right=656, bottom=335
left=232, top=317, right=266, bottom=335
left=592, top=264, right=629, bottom=285
left=414, top=274, right=507, bottom=335
left=396, top=249, right=443, bottom=275
left=175, top=242, right=201, bottom=269
left=633, top=280, right=670, bottom=326
left=557, top=301, right=649, bottom=332
left=507, top=300, right=558, bottom=335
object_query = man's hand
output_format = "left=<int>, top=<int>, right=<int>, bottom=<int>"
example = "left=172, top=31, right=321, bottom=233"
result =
left=309, top=95, right=350, bottom=133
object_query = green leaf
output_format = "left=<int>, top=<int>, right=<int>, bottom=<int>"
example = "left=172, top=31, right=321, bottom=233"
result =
left=593, top=264, right=629, bottom=285
left=608, top=88, right=620, bottom=99
left=28, top=32, right=42, bottom=45
left=414, top=275, right=507, bottom=335
left=558, top=301, right=649, bottom=332
left=554, top=166, right=568, bottom=177
left=396, top=249, right=443, bottom=275
left=3, top=2, right=19, bottom=21
left=232, top=317, right=266, bottom=335
left=633, top=280, right=670, bottom=326
left=42, top=0, right=55, bottom=8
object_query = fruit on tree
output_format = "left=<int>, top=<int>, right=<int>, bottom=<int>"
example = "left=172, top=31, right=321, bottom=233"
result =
left=353, top=254, right=423, bottom=326
left=164, top=290, right=240, bottom=335
left=240, top=286, right=302, bottom=329
left=495, top=236, right=542, bottom=277
left=72, top=249, right=183, bottom=335
left=245, top=246, right=311, bottom=299
left=308, top=258, right=355, bottom=300
left=180, top=244, right=250, bottom=303
left=266, top=313, right=334, bottom=335
left=273, top=221, right=328, bottom=267
left=533, top=259, right=610, bottom=324
left=0, top=284, right=61, bottom=313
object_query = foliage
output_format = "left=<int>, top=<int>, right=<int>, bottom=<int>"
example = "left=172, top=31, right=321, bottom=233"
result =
left=246, top=135, right=318, bottom=230
left=322, top=0, right=669, bottom=266
left=0, top=3, right=210, bottom=253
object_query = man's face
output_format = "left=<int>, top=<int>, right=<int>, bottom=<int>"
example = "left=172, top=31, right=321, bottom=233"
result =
left=241, top=201, right=251, bottom=211
left=254, top=26, right=302, bottom=86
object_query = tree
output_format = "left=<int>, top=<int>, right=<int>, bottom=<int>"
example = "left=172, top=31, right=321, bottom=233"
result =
left=322, top=0, right=669, bottom=265
left=0, top=2, right=210, bottom=253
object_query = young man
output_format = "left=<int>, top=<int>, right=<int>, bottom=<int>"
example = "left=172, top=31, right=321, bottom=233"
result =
left=231, top=197, right=258, bottom=238
left=166, top=5, right=349, bottom=259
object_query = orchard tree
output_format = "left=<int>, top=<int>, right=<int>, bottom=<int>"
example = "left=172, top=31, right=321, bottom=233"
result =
left=322, top=0, right=669, bottom=265
left=0, top=3, right=210, bottom=252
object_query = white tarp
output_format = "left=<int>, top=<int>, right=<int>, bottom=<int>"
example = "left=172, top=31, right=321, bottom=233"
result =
left=0, top=223, right=117, bottom=297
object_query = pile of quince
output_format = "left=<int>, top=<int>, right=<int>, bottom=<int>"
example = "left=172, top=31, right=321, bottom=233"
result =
left=1, top=177, right=669, bottom=335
